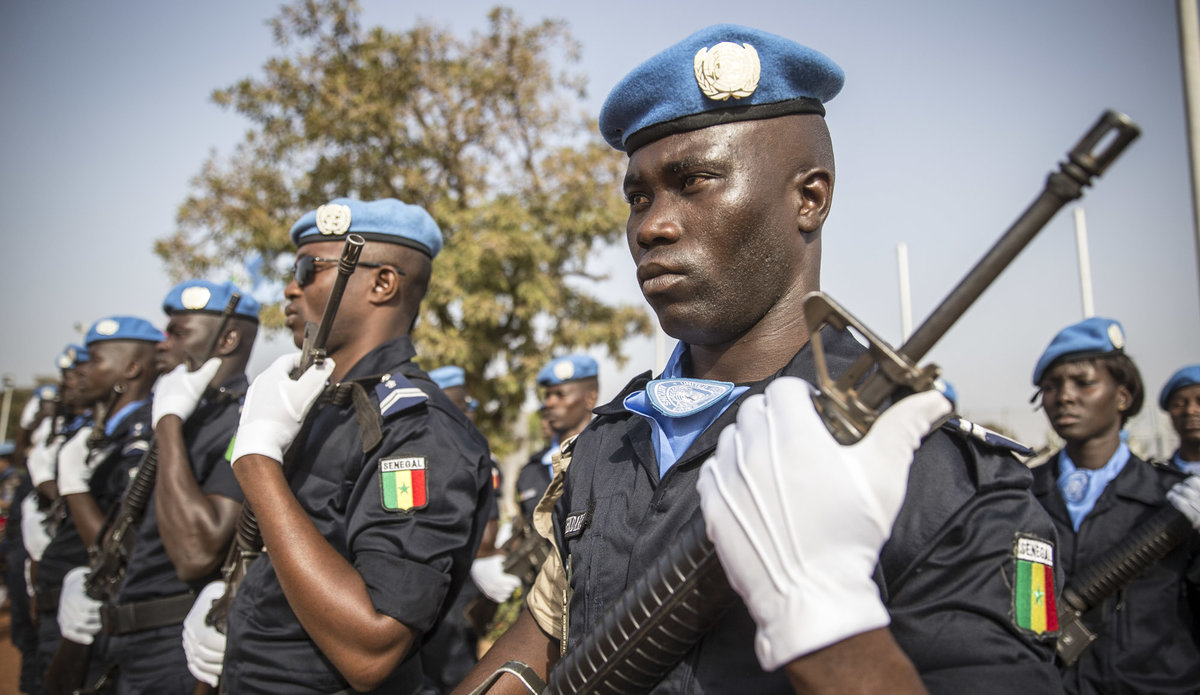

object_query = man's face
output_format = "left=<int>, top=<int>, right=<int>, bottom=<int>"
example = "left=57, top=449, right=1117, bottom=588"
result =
left=61, top=367, right=84, bottom=408
left=1167, top=383, right=1200, bottom=447
left=1039, top=360, right=1127, bottom=444
left=79, top=342, right=126, bottom=405
left=284, top=240, right=365, bottom=351
left=157, top=313, right=213, bottom=373
left=622, top=119, right=810, bottom=347
left=542, top=380, right=595, bottom=437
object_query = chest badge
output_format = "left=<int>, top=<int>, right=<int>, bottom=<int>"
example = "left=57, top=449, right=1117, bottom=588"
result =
left=563, top=505, right=592, bottom=541
left=380, top=456, right=428, bottom=512
left=647, top=378, right=734, bottom=418
left=1013, top=536, right=1058, bottom=635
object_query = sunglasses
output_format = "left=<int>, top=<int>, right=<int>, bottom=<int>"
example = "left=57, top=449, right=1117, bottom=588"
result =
left=292, top=256, right=397, bottom=287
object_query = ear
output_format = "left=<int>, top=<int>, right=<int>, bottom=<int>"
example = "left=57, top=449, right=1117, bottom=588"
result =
left=584, top=388, right=599, bottom=411
left=366, top=266, right=403, bottom=306
left=1116, top=384, right=1132, bottom=411
left=216, top=327, right=241, bottom=356
left=794, top=168, right=833, bottom=234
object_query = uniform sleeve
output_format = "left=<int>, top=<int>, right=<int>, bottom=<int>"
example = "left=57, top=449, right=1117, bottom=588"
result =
left=881, top=431, right=1064, bottom=695
left=343, top=412, right=486, bottom=635
left=199, top=432, right=244, bottom=502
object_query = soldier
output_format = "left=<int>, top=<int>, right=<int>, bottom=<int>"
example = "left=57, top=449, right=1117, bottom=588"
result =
left=55, top=280, right=259, bottom=694
left=36, top=317, right=162, bottom=694
left=183, top=198, right=494, bottom=694
left=514, top=354, right=598, bottom=522
left=1160, top=364, right=1200, bottom=475
left=19, top=345, right=90, bottom=695
left=1029, top=318, right=1200, bottom=694
left=459, top=24, right=1061, bottom=694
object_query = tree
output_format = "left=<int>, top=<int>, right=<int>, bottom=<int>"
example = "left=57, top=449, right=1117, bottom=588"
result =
left=156, top=0, right=651, bottom=456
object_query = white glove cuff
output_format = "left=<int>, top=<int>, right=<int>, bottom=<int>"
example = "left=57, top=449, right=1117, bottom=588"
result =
left=229, top=421, right=287, bottom=466
left=753, top=574, right=890, bottom=671
left=56, top=472, right=91, bottom=497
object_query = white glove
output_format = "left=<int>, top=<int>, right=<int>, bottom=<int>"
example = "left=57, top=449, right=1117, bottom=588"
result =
left=20, top=493, right=53, bottom=560
left=1167, top=476, right=1200, bottom=530
left=26, top=428, right=63, bottom=488
left=183, top=581, right=228, bottom=687
left=153, top=358, right=222, bottom=427
left=471, top=554, right=521, bottom=602
left=20, top=395, right=43, bottom=429
left=58, top=566, right=103, bottom=644
left=697, top=378, right=951, bottom=670
left=55, top=426, right=95, bottom=496
left=230, top=353, right=332, bottom=466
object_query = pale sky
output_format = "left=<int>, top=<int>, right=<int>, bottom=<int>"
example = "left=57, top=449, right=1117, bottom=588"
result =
left=1, top=0, right=1197, bottom=452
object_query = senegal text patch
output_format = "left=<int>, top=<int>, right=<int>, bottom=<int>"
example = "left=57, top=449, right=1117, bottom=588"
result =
left=1014, top=536, right=1058, bottom=635
left=380, top=456, right=427, bottom=512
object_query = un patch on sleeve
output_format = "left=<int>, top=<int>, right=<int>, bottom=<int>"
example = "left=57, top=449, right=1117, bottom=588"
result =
left=379, top=456, right=428, bottom=512
left=1013, top=535, right=1058, bottom=635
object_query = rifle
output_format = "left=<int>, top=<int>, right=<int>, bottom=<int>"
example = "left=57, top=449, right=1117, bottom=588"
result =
left=1056, top=506, right=1195, bottom=666
left=469, top=110, right=1140, bottom=695
left=45, top=295, right=245, bottom=695
left=195, top=234, right=365, bottom=695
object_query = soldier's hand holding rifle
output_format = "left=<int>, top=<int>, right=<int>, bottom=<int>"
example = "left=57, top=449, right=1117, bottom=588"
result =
left=697, top=379, right=950, bottom=670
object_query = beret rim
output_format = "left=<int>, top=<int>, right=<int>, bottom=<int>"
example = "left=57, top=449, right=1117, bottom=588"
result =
left=295, top=230, right=434, bottom=257
left=623, top=96, right=826, bottom=154
left=166, top=307, right=261, bottom=324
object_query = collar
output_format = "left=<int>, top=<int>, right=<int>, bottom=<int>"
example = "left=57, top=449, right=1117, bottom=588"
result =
left=339, top=336, right=418, bottom=381
left=1175, top=451, right=1200, bottom=476
left=106, top=398, right=151, bottom=437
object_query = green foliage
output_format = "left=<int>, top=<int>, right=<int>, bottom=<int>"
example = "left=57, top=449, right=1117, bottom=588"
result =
left=156, top=0, right=650, bottom=455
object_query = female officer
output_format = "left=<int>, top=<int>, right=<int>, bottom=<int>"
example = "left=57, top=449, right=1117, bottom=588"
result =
left=1030, top=317, right=1200, bottom=695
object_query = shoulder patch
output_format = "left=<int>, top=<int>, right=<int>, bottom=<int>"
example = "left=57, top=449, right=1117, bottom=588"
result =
left=1013, top=534, right=1058, bottom=636
left=379, top=455, right=428, bottom=512
left=944, top=417, right=1035, bottom=457
left=375, top=373, right=428, bottom=419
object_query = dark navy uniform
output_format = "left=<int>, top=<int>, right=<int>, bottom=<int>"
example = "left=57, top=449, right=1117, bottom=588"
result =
left=224, top=337, right=493, bottom=695
left=1032, top=454, right=1200, bottom=694
left=104, top=376, right=247, bottom=695
left=515, top=447, right=552, bottom=523
left=35, top=402, right=151, bottom=687
left=553, top=329, right=1063, bottom=694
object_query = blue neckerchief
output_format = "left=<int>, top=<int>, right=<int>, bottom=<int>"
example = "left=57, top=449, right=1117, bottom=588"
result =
left=105, top=399, right=149, bottom=437
left=623, top=342, right=748, bottom=477
left=1057, top=438, right=1131, bottom=531
left=541, top=436, right=559, bottom=476
left=1174, top=451, right=1200, bottom=476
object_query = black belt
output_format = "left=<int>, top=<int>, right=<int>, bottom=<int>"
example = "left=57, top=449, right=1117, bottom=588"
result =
left=101, top=592, right=196, bottom=635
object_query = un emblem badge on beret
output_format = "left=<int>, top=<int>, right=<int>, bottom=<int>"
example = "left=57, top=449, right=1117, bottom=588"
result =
left=316, top=203, right=352, bottom=236
left=57, top=353, right=72, bottom=369
left=553, top=360, right=577, bottom=381
left=694, top=41, right=760, bottom=101
left=95, top=319, right=120, bottom=336
left=1107, top=323, right=1124, bottom=350
left=180, top=286, right=212, bottom=311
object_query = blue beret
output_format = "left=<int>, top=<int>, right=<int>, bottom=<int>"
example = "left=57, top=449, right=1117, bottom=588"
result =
left=1160, top=364, right=1200, bottom=409
left=56, top=343, right=89, bottom=370
left=36, top=384, right=58, bottom=401
left=429, top=366, right=465, bottom=390
left=163, top=279, right=261, bottom=322
left=1033, top=317, right=1126, bottom=385
left=599, top=24, right=844, bottom=153
left=290, top=198, right=443, bottom=258
left=85, top=316, right=165, bottom=346
left=537, top=354, right=599, bottom=387
left=0, top=441, right=13, bottom=457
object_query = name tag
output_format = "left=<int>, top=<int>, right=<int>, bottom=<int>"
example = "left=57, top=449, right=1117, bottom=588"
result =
left=563, top=505, right=592, bottom=541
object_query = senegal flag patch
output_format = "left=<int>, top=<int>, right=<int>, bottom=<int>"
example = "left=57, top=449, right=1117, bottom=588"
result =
left=1014, top=536, right=1058, bottom=635
left=380, top=456, right=428, bottom=512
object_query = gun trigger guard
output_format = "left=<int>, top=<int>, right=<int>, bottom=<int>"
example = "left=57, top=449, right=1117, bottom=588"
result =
left=803, top=291, right=940, bottom=445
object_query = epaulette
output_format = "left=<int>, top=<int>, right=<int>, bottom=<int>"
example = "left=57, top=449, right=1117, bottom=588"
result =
left=375, top=373, right=429, bottom=419
left=122, top=439, right=151, bottom=457
left=942, top=416, right=1035, bottom=457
